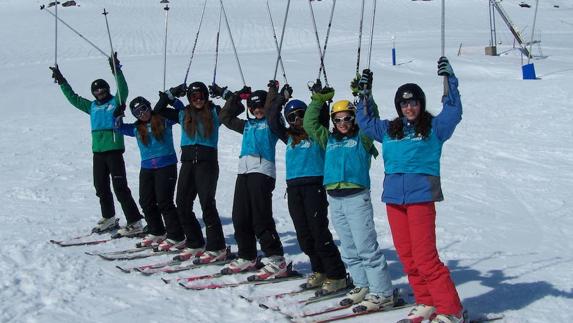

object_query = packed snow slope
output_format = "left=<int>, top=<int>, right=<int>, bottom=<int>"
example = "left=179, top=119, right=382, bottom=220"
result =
left=1, top=0, right=572, bottom=322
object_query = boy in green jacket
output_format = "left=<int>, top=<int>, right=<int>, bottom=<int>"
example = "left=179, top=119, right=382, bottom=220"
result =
left=49, top=53, right=143, bottom=235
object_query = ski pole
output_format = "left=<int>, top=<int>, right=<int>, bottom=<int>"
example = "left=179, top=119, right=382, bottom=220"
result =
left=441, top=0, right=448, bottom=99
left=220, top=0, right=246, bottom=86
left=355, top=0, right=366, bottom=75
left=162, top=2, right=170, bottom=91
left=367, top=0, right=377, bottom=69
left=183, top=0, right=208, bottom=85
left=266, top=0, right=288, bottom=84
left=54, top=0, right=58, bottom=66
left=317, top=0, right=336, bottom=83
left=213, top=4, right=223, bottom=86
left=102, top=9, right=122, bottom=105
left=527, top=0, right=539, bottom=65
left=40, top=6, right=109, bottom=58
left=102, top=8, right=121, bottom=144
left=272, top=0, right=291, bottom=83
left=308, top=0, right=329, bottom=86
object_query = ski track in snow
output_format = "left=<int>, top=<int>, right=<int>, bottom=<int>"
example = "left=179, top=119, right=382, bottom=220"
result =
left=1, top=0, right=573, bottom=322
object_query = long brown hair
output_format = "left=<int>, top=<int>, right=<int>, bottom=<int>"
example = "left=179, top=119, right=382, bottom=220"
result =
left=137, top=113, right=166, bottom=146
left=388, top=111, right=434, bottom=140
left=184, top=102, right=214, bottom=139
left=287, top=127, right=309, bottom=147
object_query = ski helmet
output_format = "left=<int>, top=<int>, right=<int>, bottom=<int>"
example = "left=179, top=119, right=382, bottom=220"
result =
left=129, top=96, right=151, bottom=119
left=394, top=83, right=426, bottom=117
left=187, top=81, right=209, bottom=102
left=247, top=90, right=267, bottom=109
left=330, top=100, right=356, bottom=117
left=284, top=99, right=307, bottom=124
left=91, top=79, right=110, bottom=93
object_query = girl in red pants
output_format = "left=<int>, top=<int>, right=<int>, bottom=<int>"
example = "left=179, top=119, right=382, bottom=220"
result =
left=355, top=57, right=467, bottom=323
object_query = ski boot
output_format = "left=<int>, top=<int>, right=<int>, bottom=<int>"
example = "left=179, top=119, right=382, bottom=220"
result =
left=112, top=220, right=144, bottom=238
left=247, top=256, right=288, bottom=281
left=136, top=233, right=166, bottom=248
left=174, top=247, right=205, bottom=261
left=353, top=288, right=398, bottom=313
left=155, top=238, right=186, bottom=252
left=431, top=309, right=468, bottom=323
left=220, top=257, right=257, bottom=275
left=193, top=247, right=229, bottom=264
left=339, top=287, right=369, bottom=307
left=315, top=275, right=351, bottom=296
left=92, top=217, right=119, bottom=234
left=300, top=272, right=326, bottom=290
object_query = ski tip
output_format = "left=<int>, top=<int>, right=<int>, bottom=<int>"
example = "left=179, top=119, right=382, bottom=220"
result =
left=116, top=266, right=131, bottom=273
left=161, top=278, right=170, bottom=284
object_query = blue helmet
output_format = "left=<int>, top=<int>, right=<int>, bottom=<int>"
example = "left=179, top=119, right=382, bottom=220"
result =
left=283, top=99, right=307, bottom=119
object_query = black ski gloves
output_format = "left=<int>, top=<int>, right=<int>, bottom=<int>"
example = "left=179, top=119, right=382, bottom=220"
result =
left=309, top=79, right=334, bottom=103
left=237, top=86, right=252, bottom=100
left=358, top=68, right=373, bottom=97
left=267, top=79, right=279, bottom=90
left=113, top=103, right=126, bottom=118
left=49, top=65, right=67, bottom=85
left=109, top=52, right=122, bottom=74
left=437, top=56, right=455, bottom=77
left=209, top=83, right=232, bottom=100
left=280, top=84, right=293, bottom=101
left=168, top=83, right=187, bottom=100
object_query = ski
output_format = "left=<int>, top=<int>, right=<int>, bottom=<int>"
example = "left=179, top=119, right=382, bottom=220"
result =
left=52, top=238, right=112, bottom=247
left=180, top=264, right=303, bottom=290
left=307, top=301, right=413, bottom=323
left=395, top=314, right=505, bottom=323
left=116, top=258, right=179, bottom=273
left=98, top=248, right=178, bottom=261
left=49, top=232, right=94, bottom=244
left=85, top=245, right=153, bottom=257
left=158, top=258, right=236, bottom=281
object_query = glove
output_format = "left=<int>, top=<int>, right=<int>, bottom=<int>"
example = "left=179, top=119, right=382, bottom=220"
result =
left=49, top=65, right=67, bottom=85
left=108, top=51, right=122, bottom=74
left=359, top=69, right=373, bottom=90
left=114, top=116, right=123, bottom=129
left=267, top=79, right=279, bottom=90
left=350, top=73, right=360, bottom=96
left=437, top=56, right=455, bottom=77
left=113, top=103, right=126, bottom=118
left=311, top=87, right=335, bottom=103
left=237, top=85, right=252, bottom=100
left=308, top=79, right=323, bottom=95
left=280, top=84, right=293, bottom=100
left=168, top=83, right=187, bottom=98
left=209, top=83, right=232, bottom=100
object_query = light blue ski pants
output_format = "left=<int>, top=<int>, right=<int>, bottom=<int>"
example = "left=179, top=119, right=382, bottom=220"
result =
left=328, top=189, right=393, bottom=296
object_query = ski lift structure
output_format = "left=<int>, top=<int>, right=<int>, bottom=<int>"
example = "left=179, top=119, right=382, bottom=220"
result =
left=486, top=0, right=542, bottom=79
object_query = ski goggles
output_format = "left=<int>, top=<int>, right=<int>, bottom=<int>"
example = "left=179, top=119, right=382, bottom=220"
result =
left=332, top=115, right=355, bottom=124
left=132, top=103, right=151, bottom=119
left=286, top=110, right=305, bottom=123
left=189, top=92, right=205, bottom=102
left=399, top=99, right=419, bottom=109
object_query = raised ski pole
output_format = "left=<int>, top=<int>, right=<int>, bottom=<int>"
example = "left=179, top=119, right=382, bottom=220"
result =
left=441, top=0, right=449, bottom=99
left=54, top=0, right=58, bottom=66
left=355, top=0, right=366, bottom=76
left=317, top=0, right=336, bottom=83
left=272, top=0, right=291, bottom=83
left=162, top=2, right=170, bottom=91
left=40, top=6, right=109, bottom=58
left=102, top=9, right=122, bottom=105
left=266, top=0, right=289, bottom=84
left=220, top=0, right=246, bottom=86
left=183, top=0, right=208, bottom=85
left=366, top=0, right=377, bottom=69
left=308, top=0, right=329, bottom=87
left=213, top=4, right=223, bottom=86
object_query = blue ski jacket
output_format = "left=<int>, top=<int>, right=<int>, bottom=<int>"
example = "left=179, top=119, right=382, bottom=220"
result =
left=356, top=76, right=462, bottom=204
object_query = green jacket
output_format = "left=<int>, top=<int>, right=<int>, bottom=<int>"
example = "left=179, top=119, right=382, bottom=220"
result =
left=303, top=96, right=379, bottom=190
left=60, top=71, right=128, bottom=152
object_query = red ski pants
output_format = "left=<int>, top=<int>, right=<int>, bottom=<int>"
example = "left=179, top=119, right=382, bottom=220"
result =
left=386, top=202, right=462, bottom=315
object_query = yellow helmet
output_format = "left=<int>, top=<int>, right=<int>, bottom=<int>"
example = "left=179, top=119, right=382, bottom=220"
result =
left=330, top=100, right=356, bottom=116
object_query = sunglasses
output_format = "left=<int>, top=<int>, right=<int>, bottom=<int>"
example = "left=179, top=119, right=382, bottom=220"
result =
left=399, top=99, right=419, bottom=109
left=332, top=115, right=355, bottom=124
left=189, top=92, right=205, bottom=102
left=286, top=109, right=305, bottom=123
left=132, top=104, right=151, bottom=119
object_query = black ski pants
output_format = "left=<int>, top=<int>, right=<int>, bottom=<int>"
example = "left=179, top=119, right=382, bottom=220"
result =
left=93, top=150, right=142, bottom=224
left=176, top=160, right=225, bottom=250
left=139, top=164, right=184, bottom=241
left=287, top=184, right=346, bottom=280
left=232, top=173, right=284, bottom=260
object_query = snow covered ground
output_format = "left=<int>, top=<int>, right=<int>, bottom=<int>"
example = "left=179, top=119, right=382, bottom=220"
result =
left=1, top=0, right=572, bottom=322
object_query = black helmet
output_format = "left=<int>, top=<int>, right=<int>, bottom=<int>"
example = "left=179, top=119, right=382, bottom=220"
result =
left=394, top=83, right=426, bottom=117
left=129, top=96, right=151, bottom=119
left=91, top=79, right=110, bottom=93
left=186, top=81, right=209, bottom=101
left=247, top=90, right=267, bottom=109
